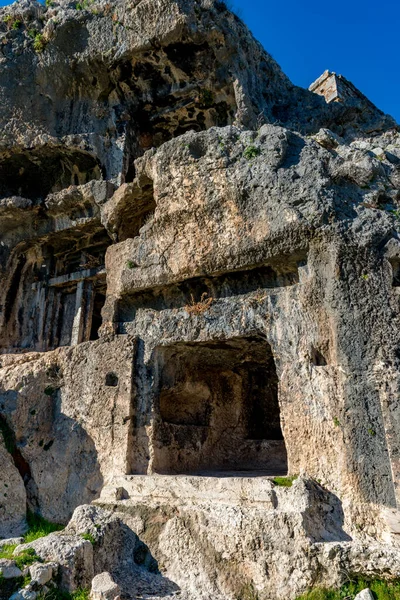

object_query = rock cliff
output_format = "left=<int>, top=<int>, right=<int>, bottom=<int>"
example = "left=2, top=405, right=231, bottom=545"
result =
left=0, top=0, right=400, bottom=598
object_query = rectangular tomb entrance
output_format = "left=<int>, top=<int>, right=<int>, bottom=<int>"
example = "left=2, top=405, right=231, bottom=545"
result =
left=151, top=336, right=288, bottom=475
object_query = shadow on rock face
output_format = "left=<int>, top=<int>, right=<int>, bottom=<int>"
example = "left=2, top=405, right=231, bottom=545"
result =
left=299, top=479, right=352, bottom=543
left=66, top=505, right=181, bottom=599
left=113, top=523, right=181, bottom=599
left=0, top=384, right=103, bottom=524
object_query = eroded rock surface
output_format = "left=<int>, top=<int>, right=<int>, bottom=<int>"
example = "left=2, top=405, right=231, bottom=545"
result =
left=0, top=437, right=26, bottom=538
left=0, top=0, right=400, bottom=598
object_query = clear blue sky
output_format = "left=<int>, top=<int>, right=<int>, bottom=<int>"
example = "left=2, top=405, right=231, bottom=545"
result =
left=232, top=0, right=399, bottom=122
left=0, top=0, right=398, bottom=122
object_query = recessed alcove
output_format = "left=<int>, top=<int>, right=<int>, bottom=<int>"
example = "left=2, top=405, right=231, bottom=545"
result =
left=151, top=336, right=288, bottom=475
left=0, top=225, right=111, bottom=353
left=0, top=148, right=101, bottom=201
left=117, top=263, right=301, bottom=326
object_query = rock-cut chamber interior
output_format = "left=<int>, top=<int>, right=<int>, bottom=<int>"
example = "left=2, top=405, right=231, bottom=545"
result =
left=152, top=336, right=288, bottom=475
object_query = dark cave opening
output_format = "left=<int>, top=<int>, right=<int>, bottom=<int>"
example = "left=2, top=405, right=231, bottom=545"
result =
left=89, top=289, right=106, bottom=341
left=151, top=336, right=287, bottom=475
left=0, top=148, right=101, bottom=201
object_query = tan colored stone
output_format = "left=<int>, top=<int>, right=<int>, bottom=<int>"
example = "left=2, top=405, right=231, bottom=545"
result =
left=90, top=572, right=120, bottom=600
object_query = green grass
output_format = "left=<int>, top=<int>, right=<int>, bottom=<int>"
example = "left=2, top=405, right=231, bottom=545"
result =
left=13, top=548, right=41, bottom=569
left=24, top=510, right=64, bottom=543
left=272, top=475, right=298, bottom=487
left=296, top=578, right=400, bottom=600
left=0, top=545, right=40, bottom=568
left=0, top=544, right=17, bottom=559
left=38, top=588, right=90, bottom=600
left=80, top=533, right=95, bottom=545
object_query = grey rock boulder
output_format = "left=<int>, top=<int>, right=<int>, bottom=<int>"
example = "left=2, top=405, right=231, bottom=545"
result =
left=0, top=437, right=27, bottom=538
left=0, top=558, right=22, bottom=578
left=29, top=561, right=58, bottom=585
left=65, top=505, right=140, bottom=575
left=15, top=534, right=93, bottom=591
left=354, top=590, right=374, bottom=600
left=90, top=572, right=121, bottom=600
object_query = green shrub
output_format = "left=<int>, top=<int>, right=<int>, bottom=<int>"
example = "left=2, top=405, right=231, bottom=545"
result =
left=243, top=145, right=260, bottom=160
left=198, top=89, right=214, bottom=108
left=272, top=475, right=298, bottom=487
left=33, top=33, right=46, bottom=53
left=12, top=20, right=21, bottom=29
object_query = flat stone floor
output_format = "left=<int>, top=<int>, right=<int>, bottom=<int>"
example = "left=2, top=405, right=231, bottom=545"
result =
left=172, top=468, right=288, bottom=477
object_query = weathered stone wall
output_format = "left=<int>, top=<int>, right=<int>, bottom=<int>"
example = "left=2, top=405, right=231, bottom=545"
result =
left=0, top=335, right=135, bottom=523
left=0, top=0, right=400, bottom=598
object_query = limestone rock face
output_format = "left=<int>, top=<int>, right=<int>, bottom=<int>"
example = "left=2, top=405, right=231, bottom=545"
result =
left=15, top=534, right=94, bottom=591
left=0, top=336, right=135, bottom=523
left=90, top=572, right=120, bottom=600
left=0, top=560, right=22, bottom=579
left=0, top=0, right=400, bottom=598
left=0, top=437, right=27, bottom=538
left=29, top=562, right=57, bottom=586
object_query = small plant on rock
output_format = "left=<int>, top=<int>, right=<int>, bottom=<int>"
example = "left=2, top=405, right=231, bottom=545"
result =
left=33, top=33, right=46, bottom=53
left=75, top=0, right=93, bottom=10
left=243, top=145, right=260, bottom=160
left=185, top=292, right=213, bottom=315
left=80, top=533, right=96, bottom=545
left=389, top=208, right=400, bottom=219
left=0, top=544, right=17, bottom=560
left=272, top=475, right=298, bottom=487
left=13, top=548, right=41, bottom=569
left=198, top=89, right=214, bottom=108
